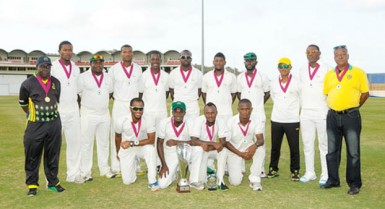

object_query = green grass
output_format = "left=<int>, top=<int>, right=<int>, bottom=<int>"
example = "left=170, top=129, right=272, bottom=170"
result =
left=1, top=96, right=384, bottom=208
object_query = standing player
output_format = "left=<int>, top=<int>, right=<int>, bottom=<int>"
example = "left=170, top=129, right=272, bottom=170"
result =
left=51, top=41, right=83, bottom=184
left=298, top=45, right=330, bottom=185
left=169, top=50, right=202, bottom=121
left=139, top=51, right=169, bottom=128
left=78, top=54, right=116, bottom=181
left=19, top=56, right=64, bottom=196
left=109, top=44, right=142, bottom=176
left=157, top=101, right=204, bottom=190
left=226, top=99, right=265, bottom=191
left=202, top=52, right=237, bottom=122
left=236, top=52, right=270, bottom=177
left=190, top=102, right=229, bottom=190
left=115, top=98, right=160, bottom=191
left=268, top=58, right=301, bottom=181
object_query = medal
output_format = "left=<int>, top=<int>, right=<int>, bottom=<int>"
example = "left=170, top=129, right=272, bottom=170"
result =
left=45, top=96, right=50, bottom=103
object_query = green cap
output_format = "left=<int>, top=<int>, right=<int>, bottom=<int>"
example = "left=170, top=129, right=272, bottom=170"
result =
left=172, top=101, right=186, bottom=111
left=243, top=52, right=257, bottom=60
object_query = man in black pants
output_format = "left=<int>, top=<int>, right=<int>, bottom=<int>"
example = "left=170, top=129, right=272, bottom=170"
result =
left=19, top=56, right=64, bottom=196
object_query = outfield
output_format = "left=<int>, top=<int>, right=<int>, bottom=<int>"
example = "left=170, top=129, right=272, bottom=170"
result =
left=0, top=96, right=384, bottom=209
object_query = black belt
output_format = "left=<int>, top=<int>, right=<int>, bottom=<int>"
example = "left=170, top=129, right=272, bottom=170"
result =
left=331, top=107, right=359, bottom=114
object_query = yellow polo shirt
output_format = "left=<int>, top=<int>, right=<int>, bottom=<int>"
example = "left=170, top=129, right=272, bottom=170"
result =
left=323, top=65, right=369, bottom=111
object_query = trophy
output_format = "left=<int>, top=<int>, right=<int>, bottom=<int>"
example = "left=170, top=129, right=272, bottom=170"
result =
left=176, top=143, right=192, bottom=193
left=207, top=173, right=217, bottom=191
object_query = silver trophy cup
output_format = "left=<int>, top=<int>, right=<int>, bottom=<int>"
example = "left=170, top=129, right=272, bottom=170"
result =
left=176, top=143, right=192, bottom=193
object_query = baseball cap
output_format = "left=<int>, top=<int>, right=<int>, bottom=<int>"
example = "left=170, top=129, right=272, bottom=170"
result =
left=90, top=54, right=104, bottom=62
left=172, top=101, right=186, bottom=111
left=36, top=56, right=52, bottom=67
left=244, top=52, right=257, bottom=60
left=278, top=57, right=291, bottom=65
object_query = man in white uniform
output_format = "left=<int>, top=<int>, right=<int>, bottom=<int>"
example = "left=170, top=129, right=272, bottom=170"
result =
left=51, top=41, right=83, bottom=183
left=115, top=97, right=160, bottom=191
left=226, top=99, right=265, bottom=191
left=190, top=102, right=229, bottom=190
left=169, top=50, right=202, bottom=121
left=268, top=57, right=301, bottom=181
left=109, top=44, right=142, bottom=176
left=78, top=54, right=116, bottom=181
left=236, top=52, right=270, bottom=178
left=202, top=52, right=237, bottom=122
left=139, top=51, right=169, bottom=129
left=157, top=101, right=204, bottom=190
left=299, top=44, right=329, bottom=185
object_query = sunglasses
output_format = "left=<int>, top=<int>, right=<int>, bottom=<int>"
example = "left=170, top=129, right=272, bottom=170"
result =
left=306, top=50, right=319, bottom=55
left=180, top=55, right=192, bottom=60
left=333, top=45, right=347, bottom=51
left=92, top=55, right=104, bottom=59
left=131, top=106, right=144, bottom=111
left=278, top=64, right=290, bottom=69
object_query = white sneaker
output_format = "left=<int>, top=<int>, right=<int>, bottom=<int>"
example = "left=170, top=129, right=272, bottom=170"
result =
left=83, top=176, right=93, bottom=182
left=74, top=175, right=85, bottom=184
left=299, top=174, right=316, bottom=183
left=148, top=181, right=160, bottom=192
left=103, top=172, right=117, bottom=179
left=190, top=182, right=205, bottom=190
left=249, top=182, right=262, bottom=191
left=319, top=179, right=327, bottom=186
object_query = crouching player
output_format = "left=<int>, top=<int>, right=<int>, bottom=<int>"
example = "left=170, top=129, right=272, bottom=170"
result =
left=190, top=102, right=229, bottom=190
left=115, top=97, right=160, bottom=191
left=226, top=99, right=265, bottom=191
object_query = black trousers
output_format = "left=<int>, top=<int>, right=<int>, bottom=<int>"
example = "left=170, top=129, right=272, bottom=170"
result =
left=269, top=121, right=300, bottom=172
left=24, top=118, right=62, bottom=187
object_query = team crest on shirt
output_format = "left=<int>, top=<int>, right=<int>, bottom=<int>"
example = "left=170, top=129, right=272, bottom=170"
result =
left=52, top=83, right=56, bottom=89
left=347, top=74, right=352, bottom=80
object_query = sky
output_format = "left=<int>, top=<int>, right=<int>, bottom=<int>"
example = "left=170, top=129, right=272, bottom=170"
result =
left=0, top=0, right=384, bottom=79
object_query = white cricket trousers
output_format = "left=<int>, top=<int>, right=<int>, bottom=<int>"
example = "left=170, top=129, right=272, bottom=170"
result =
left=111, top=100, right=131, bottom=173
left=118, top=144, right=157, bottom=185
left=300, top=109, right=328, bottom=180
left=199, top=148, right=227, bottom=185
left=80, top=110, right=112, bottom=177
left=158, top=146, right=203, bottom=189
left=227, top=145, right=266, bottom=185
left=60, top=109, right=82, bottom=182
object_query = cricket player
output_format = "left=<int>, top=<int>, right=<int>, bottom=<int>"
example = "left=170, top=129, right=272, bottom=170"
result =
left=226, top=99, right=265, bottom=191
left=157, top=101, right=204, bottom=190
left=51, top=40, right=83, bottom=183
left=169, top=49, right=202, bottom=121
left=78, top=54, right=116, bottom=181
left=190, top=102, right=229, bottom=190
left=115, top=97, right=160, bottom=191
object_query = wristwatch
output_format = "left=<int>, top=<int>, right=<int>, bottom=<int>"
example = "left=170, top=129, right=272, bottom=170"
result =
left=129, top=141, right=135, bottom=147
left=134, top=140, right=140, bottom=146
left=255, top=141, right=261, bottom=147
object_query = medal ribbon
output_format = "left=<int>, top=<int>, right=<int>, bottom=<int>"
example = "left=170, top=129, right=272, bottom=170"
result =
left=245, top=69, right=257, bottom=88
left=279, top=74, right=292, bottom=93
left=308, top=63, right=320, bottom=81
left=238, top=120, right=251, bottom=137
left=335, top=65, right=349, bottom=82
left=214, top=71, right=224, bottom=88
left=92, top=72, right=104, bottom=88
left=131, top=119, right=142, bottom=138
left=151, top=68, right=160, bottom=86
left=36, top=75, right=52, bottom=95
left=180, top=66, right=192, bottom=83
left=121, top=62, right=134, bottom=79
left=206, top=123, right=215, bottom=141
left=171, top=117, right=185, bottom=138
left=58, top=59, right=72, bottom=79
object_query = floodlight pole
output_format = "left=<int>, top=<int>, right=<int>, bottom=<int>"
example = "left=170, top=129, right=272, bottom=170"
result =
left=201, top=0, right=205, bottom=74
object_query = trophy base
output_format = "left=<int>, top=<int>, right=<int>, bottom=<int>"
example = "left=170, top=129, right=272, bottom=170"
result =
left=177, top=185, right=190, bottom=193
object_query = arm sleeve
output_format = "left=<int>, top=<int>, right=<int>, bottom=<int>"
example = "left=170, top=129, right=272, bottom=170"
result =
left=19, top=81, right=29, bottom=106
left=230, top=74, right=237, bottom=93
